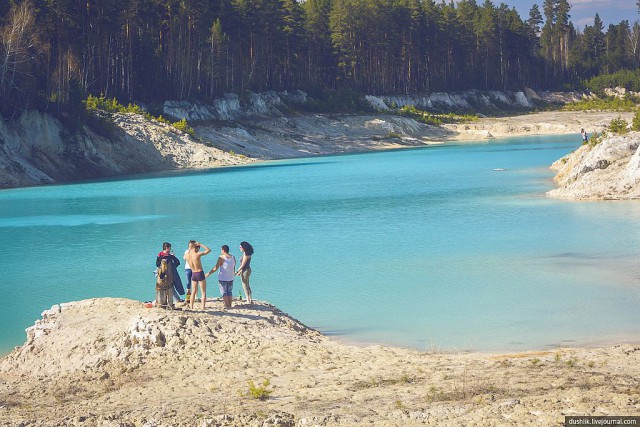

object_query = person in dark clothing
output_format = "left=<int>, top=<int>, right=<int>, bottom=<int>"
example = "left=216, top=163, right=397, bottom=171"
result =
left=156, top=242, right=185, bottom=304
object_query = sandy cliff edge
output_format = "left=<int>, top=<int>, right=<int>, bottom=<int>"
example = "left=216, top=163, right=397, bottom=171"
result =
left=547, top=131, right=640, bottom=200
left=0, top=298, right=638, bottom=426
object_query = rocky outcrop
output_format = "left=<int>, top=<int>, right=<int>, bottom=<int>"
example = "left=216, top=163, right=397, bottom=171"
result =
left=162, top=90, right=307, bottom=122
left=195, top=114, right=450, bottom=159
left=0, top=111, right=251, bottom=189
left=547, top=132, right=640, bottom=200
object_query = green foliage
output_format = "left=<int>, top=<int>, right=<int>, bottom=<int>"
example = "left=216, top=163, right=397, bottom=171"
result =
left=608, top=116, right=629, bottom=135
left=246, top=379, right=272, bottom=400
left=4, top=0, right=640, bottom=118
left=562, top=96, right=639, bottom=112
left=587, top=132, right=605, bottom=146
left=171, top=118, right=196, bottom=137
left=632, top=110, right=640, bottom=132
left=85, top=95, right=196, bottom=137
left=565, top=358, right=577, bottom=368
left=583, top=70, right=640, bottom=95
left=84, top=95, right=143, bottom=114
left=398, top=105, right=477, bottom=126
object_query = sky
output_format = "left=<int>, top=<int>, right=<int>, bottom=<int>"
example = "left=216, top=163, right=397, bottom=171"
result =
left=496, top=0, right=638, bottom=29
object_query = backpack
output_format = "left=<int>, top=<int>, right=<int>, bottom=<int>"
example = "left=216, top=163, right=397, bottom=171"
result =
left=156, top=258, right=173, bottom=290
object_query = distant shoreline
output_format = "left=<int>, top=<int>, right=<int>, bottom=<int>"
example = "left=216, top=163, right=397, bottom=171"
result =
left=1, top=109, right=630, bottom=191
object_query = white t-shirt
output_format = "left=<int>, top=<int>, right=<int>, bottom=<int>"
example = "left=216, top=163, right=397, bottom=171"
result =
left=184, top=249, right=191, bottom=270
left=218, top=255, right=236, bottom=282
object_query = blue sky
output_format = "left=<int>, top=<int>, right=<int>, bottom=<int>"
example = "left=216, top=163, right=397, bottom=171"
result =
left=497, top=0, right=638, bottom=28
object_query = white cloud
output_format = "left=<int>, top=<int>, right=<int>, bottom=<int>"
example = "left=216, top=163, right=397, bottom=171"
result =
left=570, top=0, right=635, bottom=12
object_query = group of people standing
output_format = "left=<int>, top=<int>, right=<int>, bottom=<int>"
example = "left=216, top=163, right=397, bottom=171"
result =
left=155, top=240, right=254, bottom=311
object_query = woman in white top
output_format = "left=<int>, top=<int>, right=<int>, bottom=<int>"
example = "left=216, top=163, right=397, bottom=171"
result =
left=206, top=245, right=236, bottom=309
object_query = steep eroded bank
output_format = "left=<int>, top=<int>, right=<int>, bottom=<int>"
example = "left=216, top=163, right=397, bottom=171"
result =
left=547, top=131, right=640, bottom=200
left=0, top=111, right=251, bottom=189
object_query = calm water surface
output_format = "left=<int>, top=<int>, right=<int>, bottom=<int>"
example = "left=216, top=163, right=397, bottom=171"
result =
left=1, top=134, right=639, bottom=353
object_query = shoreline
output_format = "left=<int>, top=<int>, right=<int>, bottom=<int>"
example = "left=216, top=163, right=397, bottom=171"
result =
left=1, top=110, right=631, bottom=191
left=1, top=298, right=638, bottom=426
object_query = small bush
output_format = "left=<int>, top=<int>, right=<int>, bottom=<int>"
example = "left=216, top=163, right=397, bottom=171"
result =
left=246, top=379, right=272, bottom=400
left=85, top=95, right=145, bottom=115
left=171, top=118, right=196, bottom=137
left=632, top=110, right=640, bottom=131
left=562, top=96, right=638, bottom=112
left=583, top=69, right=640, bottom=94
left=84, top=95, right=202, bottom=141
left=608, top=116, right=629, bottom=135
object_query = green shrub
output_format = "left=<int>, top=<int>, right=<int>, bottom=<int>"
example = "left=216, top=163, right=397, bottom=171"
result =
left=171, top=118, right=196, bottom=137
left=84, top=95, right=200, bottom=139
left=562, top=96, right=638, bottom=112
left=84, top=94, right=144, bottom=114
left=583, top=69, right=640, bottom=94
left=632, top=110, right=640, bottom=131
left=608, top=116, right=629, bottom=135
left=588, top=132, right=604, bottom=146
left=246, top=379, right=272, bottom=400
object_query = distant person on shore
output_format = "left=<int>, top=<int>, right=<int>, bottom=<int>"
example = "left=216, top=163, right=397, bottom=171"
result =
left=235, top=241, right=254, bottom=305
left=183, top=240, right=196, bottom=302
left=186, top=242, right=211, bottom=310
left=581, top=128, right=588, bottom=143
left=155, top=242, right=185, bottom=308
left=206, top=245, right=236, bottom=310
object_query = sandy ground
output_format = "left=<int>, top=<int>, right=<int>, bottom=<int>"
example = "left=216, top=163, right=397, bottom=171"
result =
left=0, top=298, right=638, bottom=426
left=442, top=111, right=634, bottom=141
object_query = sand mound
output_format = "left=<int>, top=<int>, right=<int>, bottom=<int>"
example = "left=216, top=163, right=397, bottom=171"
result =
left=0, top=298, right=639, bottom=426
left=1, top=298, right=320, bottom=379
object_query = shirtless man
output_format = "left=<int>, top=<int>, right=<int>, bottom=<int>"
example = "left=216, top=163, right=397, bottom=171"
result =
left=185, top=242, right=211, bottom=310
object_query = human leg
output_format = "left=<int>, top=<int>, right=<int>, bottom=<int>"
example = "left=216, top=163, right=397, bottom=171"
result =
left=219, top=280, right=233, bottom=308
left=200, top=280, right=207, bottom=310
left=189, top=280, right=198, bottom=309
left=190, top=271, right=206, bottom=309
left=156, top=288, right=163, bottom=308
left=185, top=269, right=192, bottom=290
left=241, top=269, right=253, bottom=304
left=168, top=286, right=174, bottom=308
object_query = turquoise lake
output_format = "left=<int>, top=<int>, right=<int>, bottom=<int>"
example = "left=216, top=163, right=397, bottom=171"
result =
left=1, top=134, right=639, bottom=354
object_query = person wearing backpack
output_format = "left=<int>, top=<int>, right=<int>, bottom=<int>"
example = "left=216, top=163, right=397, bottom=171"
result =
left=156, top=257, right=174, bottom=308
left=155, top=242, right=185, bottom=308
left=206, top=245, right=236, bottom=310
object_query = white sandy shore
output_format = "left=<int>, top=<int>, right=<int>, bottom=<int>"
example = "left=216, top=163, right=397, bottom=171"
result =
left=0, top=298, right=638, bottom=426
left=442, top=111, right=634, bottom=141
